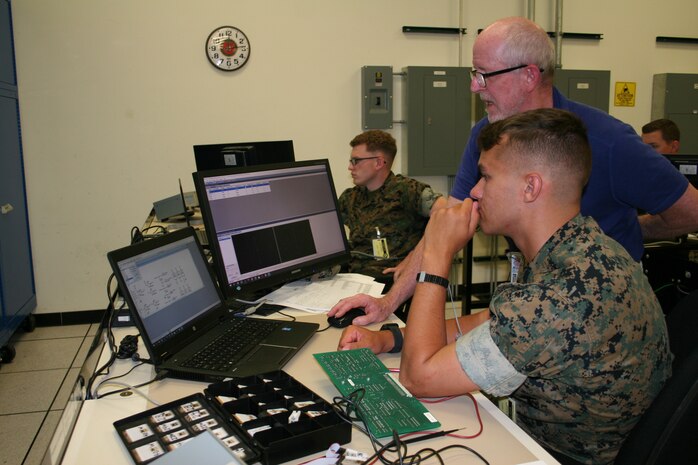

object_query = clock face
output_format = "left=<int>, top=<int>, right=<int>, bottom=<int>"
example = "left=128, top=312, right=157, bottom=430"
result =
left=206, top=26, right=250, bottom=71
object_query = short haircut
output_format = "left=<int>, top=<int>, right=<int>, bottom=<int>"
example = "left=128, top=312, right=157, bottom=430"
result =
left=492, top=17, right=556, bottom=82
left=350, top=130, right=397, bottom=160
left=642, top=119, right=680, bottom=142
left=478, top=108, right=592, bottom=188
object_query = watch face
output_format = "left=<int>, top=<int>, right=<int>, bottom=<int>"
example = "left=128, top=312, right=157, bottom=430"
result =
left=206, top=26, right=250, bottom=71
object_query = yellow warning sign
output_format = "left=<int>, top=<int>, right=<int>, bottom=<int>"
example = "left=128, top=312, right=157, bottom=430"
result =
left=614, top=82, right=636, bottom=107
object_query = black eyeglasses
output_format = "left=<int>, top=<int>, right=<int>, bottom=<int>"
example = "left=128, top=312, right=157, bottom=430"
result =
left=470, top=64, right=541, bottom=88
left=349, top=156, right=381, bottom=166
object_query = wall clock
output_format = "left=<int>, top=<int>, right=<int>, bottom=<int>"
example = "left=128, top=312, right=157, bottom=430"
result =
left=205, top=26, right=250, bottom=71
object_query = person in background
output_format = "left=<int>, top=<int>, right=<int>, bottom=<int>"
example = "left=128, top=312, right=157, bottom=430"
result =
left=329, top=16, right=698, bottom=326
left=338, top=129, right=444, bottom=280
left=337, top=109, right=672, bottom=465
left=642, top=118, right=681, bottom=154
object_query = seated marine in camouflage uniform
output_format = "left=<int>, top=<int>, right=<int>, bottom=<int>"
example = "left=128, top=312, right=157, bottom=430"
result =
left=337, top=109, right=672, bottom=465
left=338, top=129, right=443, bottom=278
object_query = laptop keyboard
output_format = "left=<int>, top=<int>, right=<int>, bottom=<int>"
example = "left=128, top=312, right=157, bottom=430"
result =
left=181, top=318, right=279, bottom=372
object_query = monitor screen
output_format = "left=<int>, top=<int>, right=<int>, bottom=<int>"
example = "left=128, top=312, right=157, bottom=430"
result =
left=193, top=140, right=295, bottom=171
left=664, top=154, right=698, bottom=189
left=193, top=159, right=350, bottom=301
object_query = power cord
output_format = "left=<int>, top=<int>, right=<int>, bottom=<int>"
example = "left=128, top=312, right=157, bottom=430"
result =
left=85, top=276, right=121, bottom=399
left=96, top=368, right=169, bottom=401
left=130, top=225, right=167, bottom=244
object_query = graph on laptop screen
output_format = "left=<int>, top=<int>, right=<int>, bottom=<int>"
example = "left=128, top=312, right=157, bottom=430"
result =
left=193, top=159, right=350, bottom=302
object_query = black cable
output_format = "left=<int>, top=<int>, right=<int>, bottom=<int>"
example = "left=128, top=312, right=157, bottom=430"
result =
left=140, top=225, right=168, bottom=238
left=115, top=334, right=139, bottom=359
left=332, top=388, right=490, bottom=465
left=85, top=272, right=123, bottom=399
left=130, top=226, right=144, bottom=244
left=97, top=361, right=146, bottom=391
left=97, top=369, right=168, bottom=399
left=277, top=310, right=296, bottom=321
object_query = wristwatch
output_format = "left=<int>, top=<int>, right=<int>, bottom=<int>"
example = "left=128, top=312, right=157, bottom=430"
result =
left=380, top=323, right=403, bottom=353
left=416, top=271, right=449, bottom=289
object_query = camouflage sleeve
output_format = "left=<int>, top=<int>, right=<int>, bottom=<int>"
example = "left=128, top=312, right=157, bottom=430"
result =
left=419, top=186, right=443, bottom=217
left=338, top=189, right=350, bottom=225
left=455, top=320, right=527, bottom=397
left=489, top=283, right=578, bottom=376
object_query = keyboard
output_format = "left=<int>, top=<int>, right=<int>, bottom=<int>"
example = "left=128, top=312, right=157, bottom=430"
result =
left=182, top=318, right=278, bottom=372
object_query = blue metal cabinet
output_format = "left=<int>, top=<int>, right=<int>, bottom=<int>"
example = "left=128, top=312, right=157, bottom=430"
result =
left=0, top=0, right=36, bottom=360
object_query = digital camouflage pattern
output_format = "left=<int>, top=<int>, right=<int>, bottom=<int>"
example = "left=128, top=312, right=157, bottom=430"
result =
left=338, top=172, right=442, bottom=277
left=488, top=214, right=671, bottom=465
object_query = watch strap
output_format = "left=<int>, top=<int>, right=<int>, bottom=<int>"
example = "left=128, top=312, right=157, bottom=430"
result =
left=380, top=323, right=403, bottom=353
left=416, top=271, right=449, bottom=289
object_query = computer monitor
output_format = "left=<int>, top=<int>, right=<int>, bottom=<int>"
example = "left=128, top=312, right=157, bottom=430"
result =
left=664, top=154, right=698, bottom=189
left=193, top=159, right=350, bottom=302
left=193, top=140, right=295, bottom=171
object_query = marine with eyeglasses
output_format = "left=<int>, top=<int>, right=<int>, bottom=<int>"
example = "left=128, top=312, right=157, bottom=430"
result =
left=338, top=129, right=444, bottom=278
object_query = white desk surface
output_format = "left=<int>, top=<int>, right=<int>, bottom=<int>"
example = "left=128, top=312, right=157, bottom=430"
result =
left=61, top=311, right=559, bottom=465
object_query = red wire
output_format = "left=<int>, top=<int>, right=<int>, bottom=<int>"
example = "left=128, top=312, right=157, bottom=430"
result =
left=387, top=367, right=485, bottom=439
left=416, top=392, right=484, bottom=439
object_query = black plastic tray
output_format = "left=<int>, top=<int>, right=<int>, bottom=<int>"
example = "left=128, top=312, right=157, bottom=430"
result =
left=113, top=392, right=258, bottom=464
left=205, top=370, right=352, bottom=464
left=113, top=370, right=351, bottom=465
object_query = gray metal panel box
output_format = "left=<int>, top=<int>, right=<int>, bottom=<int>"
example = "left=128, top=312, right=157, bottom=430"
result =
left=362, top=66, right=393, bottom=129
left=553, top=69, right=610, bottom=112
left=403, top=66, right=471, bottom=176
left=652, top=73, right=698, bottom=154
left=472, top=69, right=611, bottom=122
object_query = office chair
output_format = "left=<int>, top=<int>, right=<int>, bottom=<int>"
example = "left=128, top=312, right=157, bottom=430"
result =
left=614, top=289, right=698, bottom=465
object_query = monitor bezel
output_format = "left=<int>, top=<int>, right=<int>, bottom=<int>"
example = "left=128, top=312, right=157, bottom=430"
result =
left=193, top=159, right=350, bottom=302
left=663, top=154, right=698, bottom=189
left=193, top=140, right=295, bottom=171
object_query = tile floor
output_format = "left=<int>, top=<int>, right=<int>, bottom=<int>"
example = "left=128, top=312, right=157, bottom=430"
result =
left=0, top=323, right=98, bottom=465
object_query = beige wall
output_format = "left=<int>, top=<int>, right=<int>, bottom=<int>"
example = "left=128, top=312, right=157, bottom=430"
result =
left=11, top=0, right=698, bottom=313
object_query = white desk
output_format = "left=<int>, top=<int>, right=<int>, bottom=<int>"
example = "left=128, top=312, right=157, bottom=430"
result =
left=59, top=312, right=559, bottom=465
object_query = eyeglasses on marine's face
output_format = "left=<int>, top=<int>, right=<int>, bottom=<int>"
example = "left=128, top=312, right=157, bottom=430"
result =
left=349, top=156, right=381, bottom=166
left=470, top=64, right=542, bottom=88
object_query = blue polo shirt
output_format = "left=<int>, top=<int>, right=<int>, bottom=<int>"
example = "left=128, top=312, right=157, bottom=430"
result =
left=451, top=87, right=689, bottom=261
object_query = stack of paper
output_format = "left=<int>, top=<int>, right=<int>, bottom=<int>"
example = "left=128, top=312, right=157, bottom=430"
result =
left=261, top=273, right=385, bottom=313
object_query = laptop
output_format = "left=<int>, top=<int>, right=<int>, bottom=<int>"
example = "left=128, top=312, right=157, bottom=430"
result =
left=107, top=227, right=319, bottom=381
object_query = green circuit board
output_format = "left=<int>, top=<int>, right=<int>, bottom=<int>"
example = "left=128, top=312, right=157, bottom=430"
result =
left=314, top=348, right=440, bottom=438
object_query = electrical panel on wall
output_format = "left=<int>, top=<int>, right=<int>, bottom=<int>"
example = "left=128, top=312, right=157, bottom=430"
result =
left=361, top=66, right=393, bottom=129
left=474, top=69, right=611, bottom=122
left=652, top=73, right=698, bottom=154
left=403, top=66, right=471, bottom=176
left=554, top=69, right=610, bottom=113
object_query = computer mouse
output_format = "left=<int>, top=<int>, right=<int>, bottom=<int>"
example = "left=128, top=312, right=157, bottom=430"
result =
left=326, top=307, right=366, bottom=328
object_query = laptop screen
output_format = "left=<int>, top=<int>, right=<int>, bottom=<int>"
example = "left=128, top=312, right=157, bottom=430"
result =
left=115, top=232, right=221, bottom=344
left=193, top=159, right=350, bottom=302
